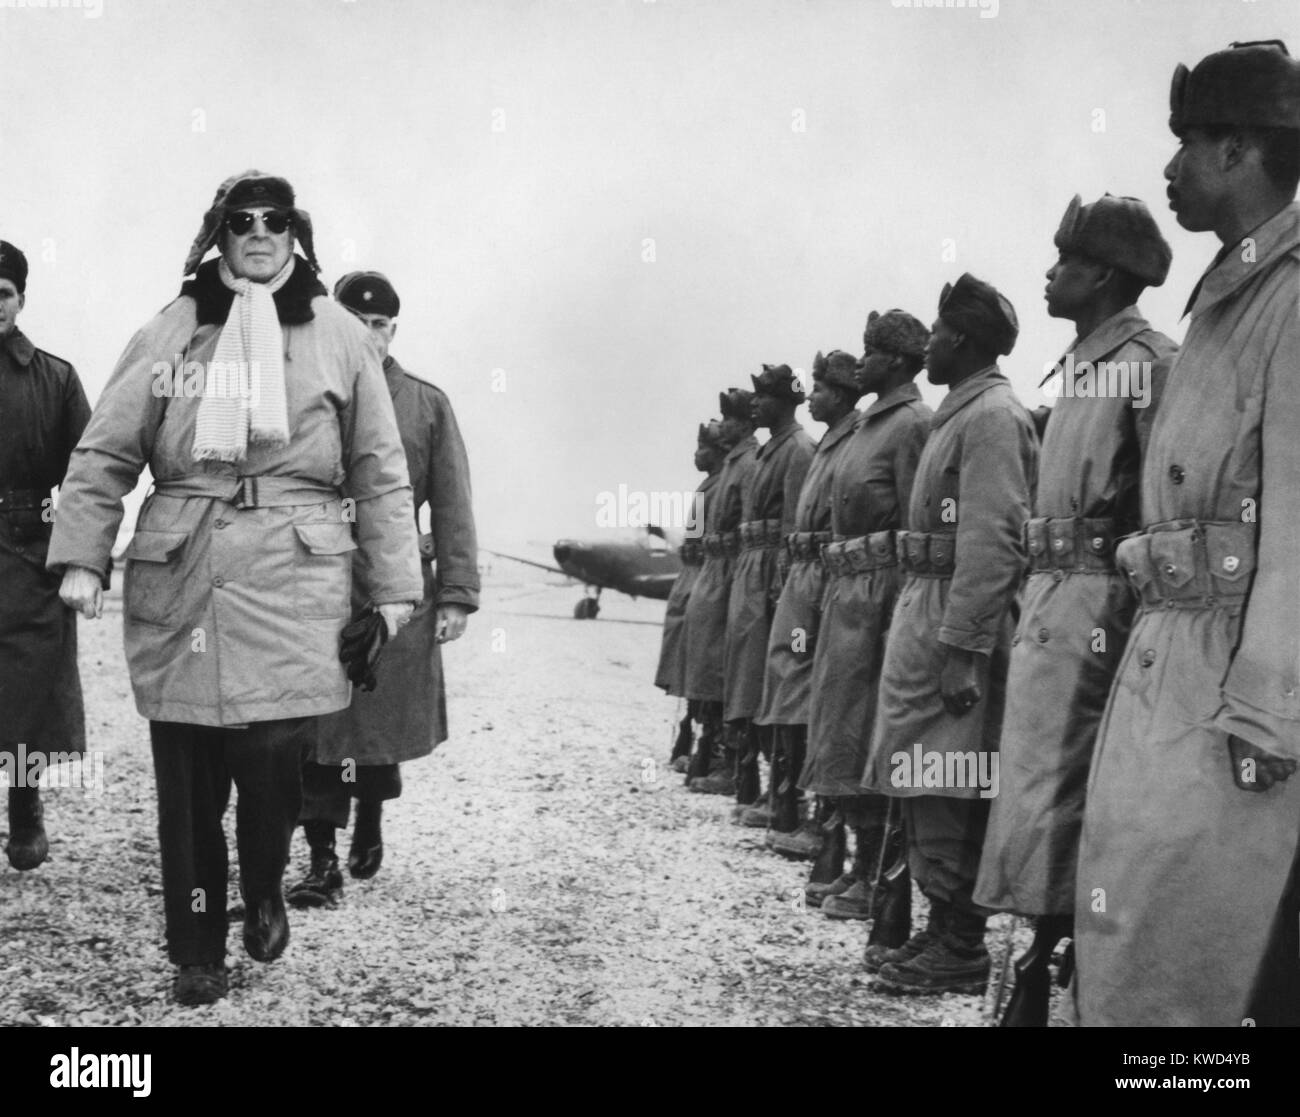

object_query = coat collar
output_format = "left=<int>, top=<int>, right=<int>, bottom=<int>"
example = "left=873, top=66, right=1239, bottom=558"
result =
left=724, top=434, right=757, bottom=463
left=756, top=421, right=801, bottom=461
left=180, top=255, right=328, bottom=327
left=697, top=468, right=722, bottom=493
left=862, top=380, right=922, bottom=422
left=1184, top=201, right=1300, bottom=319
left=816, top=409, right=858, bottom=455
left=2, top=327, right=34, bottom=369
left=931, top=365, right=1006, bottom=430
left=1039, top=305, right=1155, bottom=387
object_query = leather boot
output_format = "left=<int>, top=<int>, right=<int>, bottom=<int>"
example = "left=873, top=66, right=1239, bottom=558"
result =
left=771, top=727, right=804, bottom=834
left=865, top=893, right=938, bottom=975
left=821, top=825, right=883, bottom=920
left=669, top=707, right=694, bottom=771
left=999, top=914, right=1071, bottom=1028
left=739, top=725, right=785, bottom=827
left=877, top=902, right=990, bottom=996
left=804, top=803, right=847, bottom=906
left=349, top=800, right=384, bottom=879
left=287, top=821, right=344, bottom=908
left=686, top=703, right=720, bottom=784
left=243, top=889, right=290, bottom=962
left=734, top=721, right=762, bottom=807
left=173, top=962, right=228, bottom=1006
left=6, top=786, right=49, bottom=871
left=688, top=729, right=736, bottom=796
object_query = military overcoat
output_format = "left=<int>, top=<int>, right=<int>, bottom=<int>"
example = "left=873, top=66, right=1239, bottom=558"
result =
left=0, top=328, right=91, bottom=760
left=1075, top=203, right=1300, bottom=1026
left=975, top=309, right=1176, bottom=915
left=863, top=367, right=1036, bottom=797
left=723, top=423, right=814, bottom=721
left=654, top=470, right=717, bottom=697
left=313, top=357, right=479, bottom=765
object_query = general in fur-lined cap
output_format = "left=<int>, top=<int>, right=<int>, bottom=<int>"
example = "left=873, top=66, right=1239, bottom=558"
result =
left=863, top=309, right=929, bottom=359
left=1054, top=194, right=1172, bottom=288
left=335, top=270, right=400, bottom=318
left=750, top=362, right=805, bottom=402
left=183, top=169, right=320, bottom=276
left=1170, top=40, right=1300, bottom=134
left=812, top=349, right=861, bottom=394
left=937, top=273, right=1019, bottom=357
left=0, top=240, right=29, bottom=293
left=719, top=387, right=756, bottom=420
left=697, top=419, right=729, bottom=451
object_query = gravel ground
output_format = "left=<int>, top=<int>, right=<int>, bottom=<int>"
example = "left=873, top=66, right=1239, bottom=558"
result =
left=0, top=573, right=1053, bottom=1027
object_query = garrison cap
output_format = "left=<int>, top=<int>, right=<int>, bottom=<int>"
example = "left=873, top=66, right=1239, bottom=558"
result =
left=937, top=273, right=1019, bottom=357
left=1170, top=40, right=1300, bottom=133
left=335, top=271, right=400, bottom=318
left=863, top=308, right=929, bottom=359
left=183, top=169, right=319, bottom=276
left=812, top=349, right=862, bottom=394
left=1054, top=194, right=1172, bottom=287
left=0, top=241, right=29, bottom=294
left=750, top=363, right=806, bottom=403
left=719, top=388, right=756, bottom=420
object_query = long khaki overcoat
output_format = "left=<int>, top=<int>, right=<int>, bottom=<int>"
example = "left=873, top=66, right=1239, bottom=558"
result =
left=655, top=470, right=717, bottom=697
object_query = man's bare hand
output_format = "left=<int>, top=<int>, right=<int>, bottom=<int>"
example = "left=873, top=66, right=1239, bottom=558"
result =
left=378, top=601, right=416, bottom=640
left=1228, top=734, right=1298, bottom=792
left=59, top=566, right=103, bottom=619
left=940, top=644, right=987, bottom=717
left=435, top=603, right=469, bottom=644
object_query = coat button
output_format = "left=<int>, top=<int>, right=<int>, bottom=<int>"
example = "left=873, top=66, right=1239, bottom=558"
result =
left=212, top=576, right=224, bottom=588
left=1222, top=555, right=1239, bottom=573
left=1140, top=649, right=1156, bottom=667
left=1037, top=627, right=1050, bottom=643
left=1052, top=538, right=1067, bottom=552
left=214, top=519, right=227, bottom=529
left=1091, top=537, right=1105, bottom=552
left=1052, top=569, right=1064, bottom=583
left=1161, top=562, right=1177, bottom=578
left=1169, top=464, right=1185, bottom=484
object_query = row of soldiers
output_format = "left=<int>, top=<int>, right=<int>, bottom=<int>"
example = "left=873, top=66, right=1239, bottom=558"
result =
left=654, top=39, right=1300, bottom=1026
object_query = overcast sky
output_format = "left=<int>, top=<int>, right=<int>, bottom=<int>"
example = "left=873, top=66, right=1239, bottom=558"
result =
left=1, top=0, right=1294, bottom=551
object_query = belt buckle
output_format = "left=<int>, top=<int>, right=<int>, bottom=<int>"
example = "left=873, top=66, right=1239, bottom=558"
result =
left=233, top=476, right=258, bottom=510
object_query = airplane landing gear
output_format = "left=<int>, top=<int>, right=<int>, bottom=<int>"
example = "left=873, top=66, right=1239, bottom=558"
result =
left=574, top=590, right=601, bottom=620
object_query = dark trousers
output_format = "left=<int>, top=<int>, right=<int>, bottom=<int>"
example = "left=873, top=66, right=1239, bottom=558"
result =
left=150, top=718, right=311, bottom=966
left=903, top=794, right=992, bottom=916
left=300, top=761, right=402, bottom=829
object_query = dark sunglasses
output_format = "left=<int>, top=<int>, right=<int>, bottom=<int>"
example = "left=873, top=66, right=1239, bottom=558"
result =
left=224, top=209, right=293, bottom=236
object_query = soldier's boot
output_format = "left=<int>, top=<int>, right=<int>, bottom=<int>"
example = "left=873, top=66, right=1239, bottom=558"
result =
left=821, top=825, right=884, bottom=920
left=739, top=724, right=783, bottom=827
left=999, top=914, right=1071, bottom=1028
left=686, top=704, right=721, bottom=784
left=770, top=781, right=826, bottom=861
left=6, top=786, right=49, bottom=871
left=287, top=821, right=344, bottom=909
left=876, top=903, right=990, bottom=996
left=864, top=892, right=937, bottom=975
left=688, top=721, right=736, bottom=796
left=733, top=721, right=763, bottom=808
left=348, top=800, right=384, bottom=880
left=804, top=803, right=848, bottom=907
left=772, top=728, right=805, bottom=834
left=669, top=706, right=694, bottom=772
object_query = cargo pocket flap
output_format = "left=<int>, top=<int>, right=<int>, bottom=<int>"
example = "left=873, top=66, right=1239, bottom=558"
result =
left=1047, top=519, right=1075, bottom=558
left=1115, top=535, right=1151, bottom=592
left=1205, top=523, right=1255, bottom=584
left=1025, top=519, right=1047, bottom=556
left=294, top=522, right=358, bottom=556
left=124, top=530, right=190, bottom=563
left=1148, top=530, right=1195, bottom=588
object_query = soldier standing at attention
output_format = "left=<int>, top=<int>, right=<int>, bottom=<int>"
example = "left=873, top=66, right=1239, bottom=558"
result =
left=686, top=391, right=757, bottom=791
left=289, top=270, right=479, bottom=906
left=974, top=195, right=1176, bottom=1025
left=1075, top=41, right=1300, bottom=1027
left=863, top=275, right=1035, bottom=996
left=748, top=351, right=859, bottom=840
left=0, top=239, right=92, bottom=871
left=656, top=421, right=726, bottom=774
left=796, top=312, right=932, bottom=922
left=720, top=366, right=814, bottom=813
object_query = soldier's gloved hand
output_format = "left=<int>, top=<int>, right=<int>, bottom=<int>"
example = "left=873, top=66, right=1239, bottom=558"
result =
left=59, top=565, right=103, bottom=620
left=378, top=601, right=416, bottom=641
left=435, top=603, right=469, bottom=644
left=1228, top=734, right=1298, bottom=792
left=339, top=607, right=389, bottom=692
left=939, top=644, right=986, bottom=717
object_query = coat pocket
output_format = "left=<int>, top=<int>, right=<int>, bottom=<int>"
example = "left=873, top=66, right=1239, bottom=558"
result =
left=123, top=530, right=190, bottom=628
left=293, top=522, right=358, bottom=619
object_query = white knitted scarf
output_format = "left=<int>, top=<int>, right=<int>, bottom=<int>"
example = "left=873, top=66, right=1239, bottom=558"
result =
left=191, top=257, right=293, bottom=462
